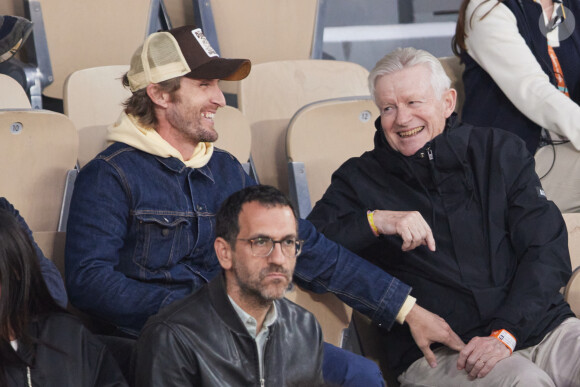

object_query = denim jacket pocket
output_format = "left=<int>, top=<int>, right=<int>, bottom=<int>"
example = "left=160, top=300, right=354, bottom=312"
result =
left=133, top=213, right=191, bottom=271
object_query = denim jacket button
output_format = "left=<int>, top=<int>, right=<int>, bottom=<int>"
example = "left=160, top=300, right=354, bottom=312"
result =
left=161, top=228, right=170, bottom=237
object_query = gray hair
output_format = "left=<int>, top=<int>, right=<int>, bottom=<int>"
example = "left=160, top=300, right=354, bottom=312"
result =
left=368, top=47, right=451, bottom=102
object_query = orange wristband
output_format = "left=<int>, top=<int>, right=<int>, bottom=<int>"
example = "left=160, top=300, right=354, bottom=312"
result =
left=490, top=329, right=516, bottom=354
left=367, top=210, right=379, bottom=237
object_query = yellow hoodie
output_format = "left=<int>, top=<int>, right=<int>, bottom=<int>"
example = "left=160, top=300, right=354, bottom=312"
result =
left=107, top=112, right=214, bottom=168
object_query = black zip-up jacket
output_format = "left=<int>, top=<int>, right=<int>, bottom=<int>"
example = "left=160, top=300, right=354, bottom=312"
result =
left=5, top=313, right=127, bottom=386
left=134, top=274, right=324, bottom=386
left=308, top=115, right=574, bottom=374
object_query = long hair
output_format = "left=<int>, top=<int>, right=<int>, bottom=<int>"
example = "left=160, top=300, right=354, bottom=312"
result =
left=453, top=0, right=505, bottom=55
left=121, top=74, right=182, bottom=128
left=0, top=209, right=62, bottom=377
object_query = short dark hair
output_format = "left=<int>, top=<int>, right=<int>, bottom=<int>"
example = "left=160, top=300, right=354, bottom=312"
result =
left=0, top=209, right=62, bottom=378
left=216, top=185, right=298, bottom=245
left=121, top=73, right=182, bottom=128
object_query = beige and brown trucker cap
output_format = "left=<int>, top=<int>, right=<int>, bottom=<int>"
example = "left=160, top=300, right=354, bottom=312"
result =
left=127, top=25, right=251, bottom=92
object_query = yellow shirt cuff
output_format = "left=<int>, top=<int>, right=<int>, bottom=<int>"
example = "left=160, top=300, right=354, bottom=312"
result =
left=396, top=295, right=417, bottom=325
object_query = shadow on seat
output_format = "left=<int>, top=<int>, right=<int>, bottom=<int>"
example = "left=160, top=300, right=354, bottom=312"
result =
left=238, top=59, right=370, bottom=194
left=285, top=96, right=378, bottom=218
left=0, top=109, right=78, bottom=232
left=64, top=65, right=131, bottom=167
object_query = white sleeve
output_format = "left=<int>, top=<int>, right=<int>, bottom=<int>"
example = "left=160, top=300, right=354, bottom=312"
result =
left=464, top=0, right=580, bottom=150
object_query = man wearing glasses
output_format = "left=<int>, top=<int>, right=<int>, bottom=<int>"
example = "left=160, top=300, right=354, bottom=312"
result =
left=134, top=185, right=325, bottom=386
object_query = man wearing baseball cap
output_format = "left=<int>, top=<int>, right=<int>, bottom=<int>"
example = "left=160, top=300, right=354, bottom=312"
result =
left=65, top=26, right=463, bottom=386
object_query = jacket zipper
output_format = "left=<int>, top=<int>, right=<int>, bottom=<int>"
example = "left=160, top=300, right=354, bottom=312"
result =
left=427, top=147, right=434, bottom=160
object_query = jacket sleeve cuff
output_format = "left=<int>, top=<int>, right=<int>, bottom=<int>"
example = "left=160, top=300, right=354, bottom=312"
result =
left=396, top=295, right=417, bottom=325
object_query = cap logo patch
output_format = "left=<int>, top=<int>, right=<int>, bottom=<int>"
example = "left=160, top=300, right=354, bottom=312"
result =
left=191, top=28, right=218, bottom=58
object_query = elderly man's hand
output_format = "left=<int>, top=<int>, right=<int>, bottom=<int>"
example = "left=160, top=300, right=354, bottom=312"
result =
left=457, top=336, right=511, bottom=379
left=405, top=304, right=465, bottom=368
left=373, top=210, right=436, bottom=252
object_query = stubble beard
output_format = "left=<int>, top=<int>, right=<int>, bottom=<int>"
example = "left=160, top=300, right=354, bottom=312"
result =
left=233, top=263, right=292, bottom=308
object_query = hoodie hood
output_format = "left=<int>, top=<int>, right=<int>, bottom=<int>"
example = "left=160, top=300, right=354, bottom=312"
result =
left=107, top=112, right=214, bottom=168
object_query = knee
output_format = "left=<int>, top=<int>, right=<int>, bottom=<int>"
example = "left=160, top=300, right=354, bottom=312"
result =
left=322, top=342, right=385, bottom=387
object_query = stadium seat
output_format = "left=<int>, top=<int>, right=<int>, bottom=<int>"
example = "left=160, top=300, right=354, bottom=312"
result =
left=0, top=0, right=170, bottom=108
left=0, top=73, right=31, bottom=108
left=213, top=105, right=259, bottom=181
left=192, top=0, right=327, bottom=97
left=64, top=65, right=131, bottom=167
left=563, top=213, right=580, bottom=317
left=0, top=109, right=78, bottom=232
left=285, top=285, right=352, bottom=349
left=238, top=59, right=370, bottom=194
left=286, top=96, right=378, bottom=218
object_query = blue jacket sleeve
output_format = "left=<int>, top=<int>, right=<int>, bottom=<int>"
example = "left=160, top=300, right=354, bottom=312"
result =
left=64, top=160, right=189, bottom=334
left=0, top=197, right=68, bottom=308
left=294, top=218, right=410, bottom=330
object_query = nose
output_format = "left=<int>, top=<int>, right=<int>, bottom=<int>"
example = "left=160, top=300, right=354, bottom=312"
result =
left=268, top=242, right=287, bottom=265
left=210, top=84, right=226, bottom=107
left=395, top=105, right=412, bottom=127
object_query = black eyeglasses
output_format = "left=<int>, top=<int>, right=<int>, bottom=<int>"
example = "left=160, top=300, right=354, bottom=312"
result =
left=237, top=237, right=303, bottom=258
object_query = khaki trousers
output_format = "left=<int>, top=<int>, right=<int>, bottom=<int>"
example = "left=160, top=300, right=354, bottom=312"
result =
left=398, top=317, right=580, bottom=387
left=535, top=140, right=580, bottom=213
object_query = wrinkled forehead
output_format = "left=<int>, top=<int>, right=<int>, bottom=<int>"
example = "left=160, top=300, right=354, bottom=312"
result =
left=374, top=65, right=437, bottom=102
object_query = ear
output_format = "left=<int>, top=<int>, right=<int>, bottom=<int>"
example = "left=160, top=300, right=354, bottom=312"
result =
left=214, top=237, right=233, bottom=270
left=146, top=83, right=171, bottom=109
left=442, top=88, right=457, bottom=118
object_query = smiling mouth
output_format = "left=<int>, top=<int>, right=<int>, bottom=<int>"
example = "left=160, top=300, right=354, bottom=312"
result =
left=201, top=112, right=215, bottom=120
left=398, top=126, right=424, bottom=138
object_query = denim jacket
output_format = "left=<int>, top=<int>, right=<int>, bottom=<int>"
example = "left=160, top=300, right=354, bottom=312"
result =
left=65, top=142, right=410, bottom=335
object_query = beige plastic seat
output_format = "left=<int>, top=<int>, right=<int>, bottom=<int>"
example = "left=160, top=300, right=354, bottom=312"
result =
left=563, top=213, right=580, bottom=271
left=285, top=285, right=352, bottom=348
left=0, top=109, right=78, bottom=232
left=0, top=74, right=31, bottom=108
left=5, top=0, right=168, bottom=108
left=193, top=0, right=325, bottom=96
left=438, top=56, right=465, bottom=116
left=238, top=59, right=370, bottom=194
left=563, top=213, right=580, bottom=317
left=33, top=231, right=67, bottom=278
left=286, top=97, right=379, bottom=218
left=64, top=65, right=131, bottom=167
left=213, top=105, right=258, bottom=180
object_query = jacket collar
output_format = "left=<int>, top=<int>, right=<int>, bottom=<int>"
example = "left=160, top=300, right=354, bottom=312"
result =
left=372, top=113, right=467, bottom=167
left=208, top=273, right=278, bottom=336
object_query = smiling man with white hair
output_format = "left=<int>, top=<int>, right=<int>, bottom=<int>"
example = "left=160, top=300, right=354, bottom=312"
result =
left=308, top=47, right=580, bottom=386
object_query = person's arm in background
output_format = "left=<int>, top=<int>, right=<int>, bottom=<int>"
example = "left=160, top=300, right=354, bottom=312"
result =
left=0, top=197, right=68, bottom=308
left=464, top=0, right=580, bottom=149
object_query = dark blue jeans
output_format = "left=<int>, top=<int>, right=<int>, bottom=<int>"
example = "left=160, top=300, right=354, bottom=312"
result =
left=323, top=343, right=385, bottom=387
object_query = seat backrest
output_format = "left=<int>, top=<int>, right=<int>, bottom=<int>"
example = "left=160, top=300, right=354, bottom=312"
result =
left=213, top=105, right=252, bottom=164
left=0, top=74, right=31, bottom=108
left=238, top=59, right=370, bottom=194
left=33, top=231, right=66, bottom=278
left=285, top=285, right=352, bottom=348
left=32, top=0, right=158, bottom=100
left=563, top=213, right=580, bottom=271
left=64, top=65, right=131, bottom=167
left=196, top=0, right=325, bottom=63
left=0, top=109, right=78, bottom=232
left=286, top=97, right=378, bottom=217
left=438, top=56, right=465, bottom=116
